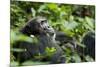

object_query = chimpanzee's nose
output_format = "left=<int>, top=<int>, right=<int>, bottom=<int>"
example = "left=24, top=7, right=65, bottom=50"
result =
left=47, top=26, right=50, bottom=28
left=44, top=28, right=46, bottom=30
left=44, top=26, right=50, bottom=30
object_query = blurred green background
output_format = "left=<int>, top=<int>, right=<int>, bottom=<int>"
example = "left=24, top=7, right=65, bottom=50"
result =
left=10, top=0, right=95, bottom=66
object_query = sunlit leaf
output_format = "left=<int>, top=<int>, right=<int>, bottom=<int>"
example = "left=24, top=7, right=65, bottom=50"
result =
left=31, top=8, right=36, bottom=17
left=72, top=53, right=82, bottom=63
left=22, top=61, right=49, bottom=66
left=10, top=61, right=19, bottom=67
left=85, top=55, right=94, bottom=62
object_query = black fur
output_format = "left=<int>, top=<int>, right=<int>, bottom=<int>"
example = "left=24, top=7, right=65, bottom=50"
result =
left=13, top=16, right=66, bottom=64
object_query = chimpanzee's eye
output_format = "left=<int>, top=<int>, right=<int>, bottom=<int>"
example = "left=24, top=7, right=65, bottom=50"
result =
left=47, top=26, right=50, bottom=28
left=41, top=21, right=45, bottom=24
left=41, top=20, right=47, bottom=24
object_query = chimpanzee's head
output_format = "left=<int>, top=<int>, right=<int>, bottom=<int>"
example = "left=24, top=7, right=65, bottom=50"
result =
left=21, top=16, right=55, bottom=36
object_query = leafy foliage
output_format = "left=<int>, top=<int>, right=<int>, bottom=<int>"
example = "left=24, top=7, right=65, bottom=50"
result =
left=10, top=0, right=95, bottom=66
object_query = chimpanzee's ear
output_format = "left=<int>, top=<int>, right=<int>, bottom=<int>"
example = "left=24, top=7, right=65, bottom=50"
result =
left=20, top=25, right=31, bottom=36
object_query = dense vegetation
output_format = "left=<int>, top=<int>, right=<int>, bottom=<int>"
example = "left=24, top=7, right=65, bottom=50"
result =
left=10, top=0, right=95, bottom=66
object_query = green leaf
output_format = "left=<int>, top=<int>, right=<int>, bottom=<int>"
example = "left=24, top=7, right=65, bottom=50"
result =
left=72, top=53, right=82, bottom=63
left=22, top=61, right=49, bottom=66
left=11, top=48, right=26, bottom=52
left=31, top=8, right=36, bottom=17
left=47, top=3, right=58, bottom=10
left=76, top=42, right=86, bottom=48
left=85, top=17, right=94, bottom=28
left=85, top=55, right=94, bottom=62
left=10, top=61, right=19, bottom=67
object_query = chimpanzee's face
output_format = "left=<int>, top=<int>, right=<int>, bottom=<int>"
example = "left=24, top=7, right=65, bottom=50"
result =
left=28, top=17, right=55, bottom=35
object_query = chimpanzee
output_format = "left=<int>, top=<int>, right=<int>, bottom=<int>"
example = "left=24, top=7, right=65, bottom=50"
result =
left=82, top=31, right=95, bottom=60
left=13, top=16, right=66, bottom=64
left=76, top=31, right=95, bottom=60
